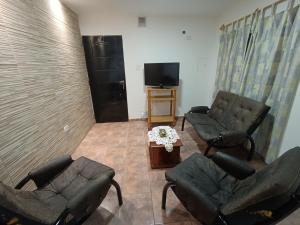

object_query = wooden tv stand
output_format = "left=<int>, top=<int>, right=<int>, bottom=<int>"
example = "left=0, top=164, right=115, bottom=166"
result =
left=147, top=87, right=176, bottom=129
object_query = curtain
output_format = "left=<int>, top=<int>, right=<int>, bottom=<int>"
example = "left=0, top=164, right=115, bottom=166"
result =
left=264, top=4, right=300, bottom=162
left=214, top=19, right=252, bottom=96
left=214, top=1, right=300, bottom=162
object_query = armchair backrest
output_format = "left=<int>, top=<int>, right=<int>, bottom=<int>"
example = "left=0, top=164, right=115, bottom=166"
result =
left=0, top=182, right=62, bottom=225
left=208, top=91, right=270, bottom=134
left=0, top=204, right=42, bottom=225
left=221, top=147, right=300, bottom=216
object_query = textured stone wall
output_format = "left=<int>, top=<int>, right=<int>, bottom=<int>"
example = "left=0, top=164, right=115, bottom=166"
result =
left=0, top=0, right=95, bottom=186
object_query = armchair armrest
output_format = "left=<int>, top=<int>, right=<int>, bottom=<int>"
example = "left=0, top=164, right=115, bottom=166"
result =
left=212, top=152, right=255, bottom=179
left=189, top=106, right=210, bottom=114
left=29, top=155, right=73, bottom=188
left=175, top=178, right=218, bottom=225
left=67, top=175, right=112, bottom=219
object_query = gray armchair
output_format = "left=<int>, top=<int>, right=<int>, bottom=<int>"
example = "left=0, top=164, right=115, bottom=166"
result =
left=162, top=147, right=300, bottom=225
left=182, top=91, right=270, bottom=160
left=0, top=155, right=122, bottom=225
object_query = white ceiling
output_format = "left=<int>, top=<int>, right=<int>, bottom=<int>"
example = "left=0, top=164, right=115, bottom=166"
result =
left=61, top=0, right=241, bottom=17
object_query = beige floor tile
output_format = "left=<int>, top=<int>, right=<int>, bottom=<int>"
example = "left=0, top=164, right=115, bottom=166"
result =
left=85, top=193, right=154, bottom=225
left=150, top=180, right=193, bottom=224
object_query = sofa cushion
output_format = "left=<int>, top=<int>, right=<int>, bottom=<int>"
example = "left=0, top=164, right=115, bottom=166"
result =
left=185, top=113, right=220, bottom=125
left=208, top=91, right=238, bottom=126
left=193, top=123, right=227, bottom=141
left=166, top=153, right=235, bottom=208
left=222, top=96, right=270, bottom=133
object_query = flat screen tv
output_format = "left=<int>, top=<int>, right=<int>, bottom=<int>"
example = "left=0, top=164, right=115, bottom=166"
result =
left=144, top=63, right=179, bottom=87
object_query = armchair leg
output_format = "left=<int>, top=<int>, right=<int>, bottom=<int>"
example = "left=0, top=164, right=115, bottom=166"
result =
left=55, top=209, right=70, bottom=225
left=162, top=182, right=175, bottom=210
left=247, top=136, right=255, bottom=161
left=181, top=116, right=186, bottom=131
left=204, top=144, right=211, bottom=156
left=214, top=214, right=229, bottom=225
left=15, top=176, right=31, bottom=190
left=112, top=179, right=123, bottom=206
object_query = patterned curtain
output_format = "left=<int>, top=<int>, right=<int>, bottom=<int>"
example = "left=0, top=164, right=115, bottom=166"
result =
left=264, top=4, right=300, bottom=162
left=214, top=27, right=235, bottom=95
left=214, top=1, right=300, bottom=162
left=214, top=20, right=252, bottom=96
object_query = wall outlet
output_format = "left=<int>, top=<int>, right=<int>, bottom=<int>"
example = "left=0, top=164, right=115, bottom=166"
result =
left=64, top=125, right=70, bottom=132
left=141, top=111, right=147, bottom=118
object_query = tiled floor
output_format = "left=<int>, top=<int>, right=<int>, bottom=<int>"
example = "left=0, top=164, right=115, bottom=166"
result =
left=72, top=119, right=300, bottom=225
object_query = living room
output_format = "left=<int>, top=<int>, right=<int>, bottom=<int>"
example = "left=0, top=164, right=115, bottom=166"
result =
left=0, top=0, right=299, bottom=225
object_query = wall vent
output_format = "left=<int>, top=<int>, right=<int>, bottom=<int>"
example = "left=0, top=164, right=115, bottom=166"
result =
left=138, top=17, right=146, bottom=27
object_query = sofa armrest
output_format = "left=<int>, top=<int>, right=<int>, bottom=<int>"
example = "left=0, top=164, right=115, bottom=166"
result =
left=212, top=152, right=255, bottom=179
left=67, top=175, right=112, bottom=219
left=208, top=131, right=255, bottom=161
left=189, top=106, right=210, bottom=114
left=29, top=155, right=73, bottom=188
left=175, top=178, right=218, bottom=225
left=214, top=130, right=248, bottom=146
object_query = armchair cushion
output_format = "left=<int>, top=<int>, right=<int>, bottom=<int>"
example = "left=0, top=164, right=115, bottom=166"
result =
left=29, top=155, right=73, bottom=188
left=67, top=175, right=112, bottom=218
left=190, top=106, right=210, bottom=114
left=166, top=153, right=235, bottom=223
left=34, top=157, right=114, bottom=216
left=0, top=182, right=62, bottom=224
left=212, top=152, right=255, bottom=179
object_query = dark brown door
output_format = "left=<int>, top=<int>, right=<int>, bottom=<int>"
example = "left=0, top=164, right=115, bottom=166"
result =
left=82, top=35, right=129, bottom=122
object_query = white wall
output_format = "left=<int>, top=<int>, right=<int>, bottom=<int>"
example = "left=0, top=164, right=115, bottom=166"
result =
left=79, top=12, right=218, bottom=119
left=78, top=0, right=299, bottom=154
left=216, top=0, right=300, bottom=154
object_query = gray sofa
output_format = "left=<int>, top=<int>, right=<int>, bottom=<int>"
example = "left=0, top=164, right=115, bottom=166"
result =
left=182, top=91, right=270, bottom=160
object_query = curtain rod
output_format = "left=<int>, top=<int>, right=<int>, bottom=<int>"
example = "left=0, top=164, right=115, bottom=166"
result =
left=219, top=0, right=291, bottom=30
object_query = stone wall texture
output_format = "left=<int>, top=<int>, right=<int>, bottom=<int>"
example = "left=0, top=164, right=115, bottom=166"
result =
left=0, top=0, right=95, bottom=186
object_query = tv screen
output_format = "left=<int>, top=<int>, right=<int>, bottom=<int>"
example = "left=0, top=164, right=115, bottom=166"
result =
left=144, top=63, right=179, bottom=87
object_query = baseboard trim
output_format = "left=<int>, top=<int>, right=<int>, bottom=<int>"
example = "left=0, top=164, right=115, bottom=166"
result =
left=129, top=116, right=183, bottom=121
left=129, top=118, right=147, bottom=121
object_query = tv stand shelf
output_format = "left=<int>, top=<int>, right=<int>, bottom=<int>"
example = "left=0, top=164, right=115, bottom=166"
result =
left=147, top=87, right=176, bottom=129
left=151, top=96, right=175, bottom=101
